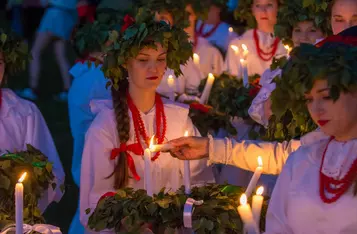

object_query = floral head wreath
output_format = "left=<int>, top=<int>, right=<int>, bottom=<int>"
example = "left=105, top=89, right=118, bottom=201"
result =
left=275, top=0, right=332, bottom=46
left=234, top=0, right=283, bottom=28
left=102, top=10, right=193, bottom=89
left=267, top=27, right=357, bottom=141
left=0, top=29, right=28, bottom=78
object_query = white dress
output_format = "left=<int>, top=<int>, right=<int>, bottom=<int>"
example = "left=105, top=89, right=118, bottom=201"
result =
left=79, top=99, right=215, bottom=233
left=196, top=20, right=238, bottom=53
left=157, top=37, right=224, bottom=100
left=266, top=138, right=357, bottom=234
left=0, top=89, right=65, bottom=212
left=225, top=29, right=287, bottom=77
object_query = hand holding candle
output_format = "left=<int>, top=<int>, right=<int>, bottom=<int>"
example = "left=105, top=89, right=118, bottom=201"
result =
left=199, top=73, right=215, bottom=104
left=237, top=194, right=260, bottom=234
left=245, top=156, right=263, bottom=197
left=16, top=172, right=27, bottom=234
left=183, top=131, right=191, bottom=194
left=252, top=186, right=264, bottom=227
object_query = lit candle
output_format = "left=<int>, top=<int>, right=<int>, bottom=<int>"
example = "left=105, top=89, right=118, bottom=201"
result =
left=237, top=194, right=260, bottom=234
left=199, top=73, right=215, bottom=104
left=229, top=27, right=233, bottom=33
left=150, top=143, right=174, bottom=152
left=252, top=186, right=264, bottom=227
left=240, top=58, right=249, bottom=87
left=242, top=44, right=249, bottom=59
left=230, top=45, right=239, bottom=55
left=284, top=44, right=292, bottom=55
left=16, top=172, right=27, bottom=234
left=183, top=131, right=191, bottom=194
left=245, top=156, right=263, bottom=197
left=193, top=53, right=200, bottom=66
left=167, top=75, right=175, bottom=101
left=145, top=137, right=154, bottom=196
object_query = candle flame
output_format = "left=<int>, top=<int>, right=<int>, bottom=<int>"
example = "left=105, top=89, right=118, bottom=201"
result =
left=258, top=156, right=263, bottom=167
left=230, top=45, right=239, bottom=53
left=256, top=186, right=264, bottom=195
left=18, top=172, right=27, bottom=183
left=149, top=135, right=156, bottom=149
left=184, top=130, right=189, bottom=137
left=168, top=75, right=173, bottom=80
left=284, top=45, right=290, bottom=50
left=208, top=73, right=215, bottom=80
left=240, top=58, right=245, bottom=63
left=193, top=53, right=199, bottom=62
left=229, top=27, right=233, bottom=33
left=240, top=194, right=247, bottom=205
left=242, top=44, right=248, bottom=51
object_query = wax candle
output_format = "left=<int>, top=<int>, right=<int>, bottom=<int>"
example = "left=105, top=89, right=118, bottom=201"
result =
left=252, top=186, right=264, bottom=227
left=183, top=130, right=191, bottom=194
left=245, top=156, right=263, bottom=197
left=199, top=73, right=215, bottom=104
left=145, top=138, right=154, bottom=196
left=193, top=53, right=200, bottom=66
left=150, top=143, right=174, bottom=152
left=16, top=172, right=27, bottom=234
left=237, top=194, right=260, bottom=234
left=167, top=75, right=176, bottom=101
left=240, top=58, right=249, bottom=87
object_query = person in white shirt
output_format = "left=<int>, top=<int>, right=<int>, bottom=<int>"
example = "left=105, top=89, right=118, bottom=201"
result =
left=79, top=13, right=215, bottom=233
left=0, top=29, right=65, bottom=213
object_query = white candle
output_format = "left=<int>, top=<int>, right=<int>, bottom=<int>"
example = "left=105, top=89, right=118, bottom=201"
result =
left=237, top=194, right=260, bottom=234
left=252, top=186, right=264, bottom=227
left=16, top=172, right=27, bottom=234
left=245, top=156, right=263, bottom=197
left=199, top=73, right=215, bottom=104
left=183, top=131, right=191, bottom=194
left=150, top=143, right=174, bottom=152
left=144, top=138, right=154, bottom=196
left=193, top=53, right=200, bottom=66
left=167, top=75, right=175, bottom=101
left=240, top=58, right=249, bottom=87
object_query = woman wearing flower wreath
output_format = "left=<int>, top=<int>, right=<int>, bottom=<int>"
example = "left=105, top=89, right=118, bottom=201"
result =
left=225, top=0, right=286, bottom=77
left=79, top=12, right=215, bottom=232
left=149, top=0, right=225, bottom=101
left=195, top=0, right=238, bottom=53
left=0, top=29, right=65, bottom=213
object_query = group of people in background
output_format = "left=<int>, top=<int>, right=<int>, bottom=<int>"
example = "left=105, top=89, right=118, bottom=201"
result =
left=1, top=0, right=357, bottom=233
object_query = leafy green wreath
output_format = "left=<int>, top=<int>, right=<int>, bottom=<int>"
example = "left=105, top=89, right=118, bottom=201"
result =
left=87, top=184, right=268, bottom=234
left=0, top=29, right=28, bottom=77
left=266, top=42, right=357, bottom=141
left=0, top=145, right=62, bottom=229
left=102, top=10, right=193, bottom=89
left=184, top=0, right=210, bottom=20
left=275, top=0, right=332, bottom=46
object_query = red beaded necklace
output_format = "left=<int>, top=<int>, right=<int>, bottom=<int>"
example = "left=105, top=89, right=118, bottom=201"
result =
left=253, top=29, right=280, bottom=62
left=319, top=137, right=357, bottom=203
left=196, top=22, right=221, bottom=39
left=127, top=92, right=167, bottom=161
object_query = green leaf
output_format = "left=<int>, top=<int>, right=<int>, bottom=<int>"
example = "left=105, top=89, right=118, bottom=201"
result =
left=46, top=163, right=52, bottom=173
left=0, top=33, right=7, bottom=43
left=0, top=160, right=11, bottom=170
left=0, top=174, right=10, bottom=190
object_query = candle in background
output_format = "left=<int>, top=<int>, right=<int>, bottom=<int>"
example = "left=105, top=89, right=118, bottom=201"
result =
left=240, top=58, right=249, bottom=87
left=242, top=44, right=249, bottom=58
left=16, top=172, right=27, bottom=234
left=237, top=194, right=260, bottom=234
left=145, top=137, right=154, bottom=196
left=193, top=53, right=200, bottom=66
left=230, top=45, right=239, bottom=56
left=183, top=130, right=191, bottom=194
left=229, top=27, right=233, bottom=33
left=284, top=45, right=292, bottom=56
left=167, top=75, right=176, bottom=101
left=252, top=186, right=264, bottom=227
left=199, top=73, right=215, bottom=104
left=245, top=156, right=263, bottom=197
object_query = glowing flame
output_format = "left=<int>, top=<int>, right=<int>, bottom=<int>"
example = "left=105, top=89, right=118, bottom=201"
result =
left=242, top=44, right=248, bottom=51
left=230, top=45, right=239, bottom=54
left=184, top=130, right=189, bottom=137
left=18, top=172, right=27, bottom=183
left=168, top=75, right=173, bottom=80
left=149, top=135, right=156, bottom=149
left=256, top=186, right=264, bottom=196
left=284, top=45, right=290, bottom=50
left=240, top=58, right=245, bottom=63
left=229, top=27, right=233, bottom=33
left=240, top=194, right=247, bottom=205
left=258, top=156, right=263, bottom=167
left=193, top=53, right=200, bottom=64
left=208, top=73, right=215, bottom=80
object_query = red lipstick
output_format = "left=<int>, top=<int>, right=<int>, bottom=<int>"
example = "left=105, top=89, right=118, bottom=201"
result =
left=146, top=76, right=159, bottom=80
left=318, top=120, right=330, bottom=126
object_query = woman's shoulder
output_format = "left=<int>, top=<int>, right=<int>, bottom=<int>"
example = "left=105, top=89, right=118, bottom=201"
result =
left=1, top=89, right=40, bottom=118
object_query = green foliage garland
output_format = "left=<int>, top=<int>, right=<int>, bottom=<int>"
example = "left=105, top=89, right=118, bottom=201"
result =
left=87, top=184, right=268, bottom=234
left=0, top=145, right=60, bottom=229
left=102, top=11, right=193, bottom=89
left=0, top=29, right=28, bottom=77
left=274, top=0, right=332, bottom=46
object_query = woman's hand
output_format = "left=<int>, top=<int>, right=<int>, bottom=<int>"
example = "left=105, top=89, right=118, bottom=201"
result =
left=168, top=137, right=209, bottom=160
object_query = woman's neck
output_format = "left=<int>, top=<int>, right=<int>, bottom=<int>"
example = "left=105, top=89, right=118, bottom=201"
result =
left=334, top=128, right=357, bottom=142
left=128, top=86, right=156, bottom=114
left=257, top=25, right=275, bottom=34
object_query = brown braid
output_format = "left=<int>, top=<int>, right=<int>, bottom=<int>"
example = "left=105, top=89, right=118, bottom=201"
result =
left=107, top=78, right=131, bottom=189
